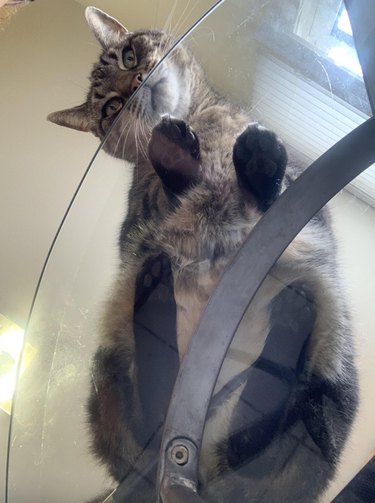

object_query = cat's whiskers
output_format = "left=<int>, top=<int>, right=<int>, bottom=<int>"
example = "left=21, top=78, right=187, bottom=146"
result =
left=162, top=0, right=217, bottom=65
left=110, top=111, right=135, bottom=159
left=134, top=118, right=149, bottom=180
left=167, top=0, right=193, bottom=41
left=137, top=112, right=148, bottom=144
left=140, top=106, right=155, bottom=159
left=157, top=29, right=179, bottom=61
left=158, top=11, right=188, bottom=59
left=161, top=0, right=179, bottom=35
left=137, top=114, right=151, bottom=161
left=158, top=48, right=181, bottom=72
left=134, top=118, right=146, bottom=160
left=158, top=32, right=177, bottom=60
left=144, top=111, right=154, bottom=136
left=168, top=0, right=201, bottom=47
left=187, top=26, right=216, bottom=45
left=120, top=114, right=137, bottom=161
left=167, top=0, right=206, bottom=52
left=110, top=121, right=126, bottom=158
left=134, top=118, right=141, bottom=173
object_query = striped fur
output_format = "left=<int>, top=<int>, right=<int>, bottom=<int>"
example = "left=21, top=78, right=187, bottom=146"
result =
left=48, top=7, right=358, bottom=502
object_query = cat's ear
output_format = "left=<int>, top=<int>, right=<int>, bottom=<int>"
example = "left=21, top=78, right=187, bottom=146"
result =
left=47, top=103, right=91, bottom=132
left=85, top=6, right=129, bottom=50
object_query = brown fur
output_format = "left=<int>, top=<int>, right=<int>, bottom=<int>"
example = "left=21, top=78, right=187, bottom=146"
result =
left=48, top=7, right=358, bottom=502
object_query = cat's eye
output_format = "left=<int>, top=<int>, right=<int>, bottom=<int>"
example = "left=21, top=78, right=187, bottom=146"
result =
left=102, top=97, right=124, bottom=118
left=123, top=48, right=136, bottom=69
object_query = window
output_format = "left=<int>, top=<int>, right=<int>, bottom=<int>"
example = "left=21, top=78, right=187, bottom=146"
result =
left=329, top=3, right=362, bottom=77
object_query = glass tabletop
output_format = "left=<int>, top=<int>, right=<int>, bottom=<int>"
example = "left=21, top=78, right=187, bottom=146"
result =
left=5, top=1, right=375, bottom=502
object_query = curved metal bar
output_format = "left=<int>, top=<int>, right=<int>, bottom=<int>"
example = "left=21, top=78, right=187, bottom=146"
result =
left=158, top=116, right=375, bottom=501
left=345, top=0, right=375, bottom=114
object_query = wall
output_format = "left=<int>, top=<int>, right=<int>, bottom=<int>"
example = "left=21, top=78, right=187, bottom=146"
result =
left=0, top=2, right=125, bottom=500
left=0, top=0, right=99, bottom=327
left=0, top=0, right=224, bottom=328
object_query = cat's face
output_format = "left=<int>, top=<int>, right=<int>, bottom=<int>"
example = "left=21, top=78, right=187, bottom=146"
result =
left=47, top=7, right=192, bottom=161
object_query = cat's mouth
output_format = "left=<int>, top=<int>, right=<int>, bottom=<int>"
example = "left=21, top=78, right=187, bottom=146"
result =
left=135, top=85, right=153, bottom=116
left=134, top=76, right=173, bottom=118
left=133, top=78, right=167, bottom=117
left=150, top=78, right=169, bottom=112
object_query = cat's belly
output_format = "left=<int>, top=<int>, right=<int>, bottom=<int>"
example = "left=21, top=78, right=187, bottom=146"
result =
left=174, top=268, right=286, bottom=374
left=174, top=272, right=293, bottom=481
left=173, top=263, right=223, bottom=359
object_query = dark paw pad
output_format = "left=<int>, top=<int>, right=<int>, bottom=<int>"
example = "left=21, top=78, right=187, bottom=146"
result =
left=148, top=116, right=201, bottom=194
left=233, top=123, right=287, bottom=211
left=157, top=115, right=200, bottom=159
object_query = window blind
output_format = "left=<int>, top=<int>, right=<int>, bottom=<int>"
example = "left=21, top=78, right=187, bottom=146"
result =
left=252, top=54, right=375, bottom=207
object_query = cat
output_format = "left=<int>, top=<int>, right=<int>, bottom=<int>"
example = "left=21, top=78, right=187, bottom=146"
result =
left=48, top=6, right=358, bottom=503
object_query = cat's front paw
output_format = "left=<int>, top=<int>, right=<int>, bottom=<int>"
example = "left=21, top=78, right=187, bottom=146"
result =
left=148, top=116, right=201, bottom=194
left=158, top=115, right=200, bottom=159
left=233, top=123, right=287, bottom=211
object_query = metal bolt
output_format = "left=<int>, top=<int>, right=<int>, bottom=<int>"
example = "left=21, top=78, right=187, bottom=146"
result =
left=170, top=444, right=189, bottom=465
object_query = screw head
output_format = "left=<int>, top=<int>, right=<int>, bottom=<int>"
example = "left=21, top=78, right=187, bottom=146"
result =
left=170, top=444, right=189, bottom=465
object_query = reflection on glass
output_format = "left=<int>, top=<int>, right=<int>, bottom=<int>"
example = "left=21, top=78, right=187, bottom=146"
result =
left=294, top=0, right=362, bottom=77
left=0, top=315, right=26, bottom=415
left=6, top=1, right=374, bottom=503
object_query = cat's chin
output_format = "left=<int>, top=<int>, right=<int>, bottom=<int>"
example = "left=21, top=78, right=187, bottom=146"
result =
left=147, top=68, right=181, bottom=117
left=136, top=86, right=154, bottom=116
left=132, top=85, right=162, bottom=119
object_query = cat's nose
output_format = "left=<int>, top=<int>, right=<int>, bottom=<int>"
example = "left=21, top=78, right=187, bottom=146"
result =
left=130, top=73, right=145, bottom=94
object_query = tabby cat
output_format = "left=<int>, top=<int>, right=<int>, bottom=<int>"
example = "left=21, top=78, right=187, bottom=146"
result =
left=48, top=6, right=358, bottom=503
